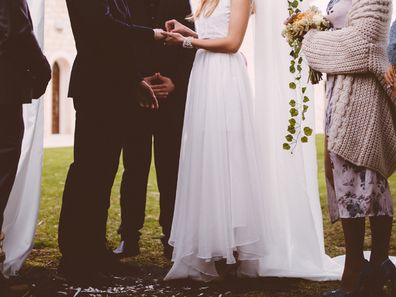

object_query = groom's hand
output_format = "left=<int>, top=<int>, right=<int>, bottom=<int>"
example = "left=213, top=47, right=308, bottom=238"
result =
left=144, top=73, right=175, bottom=100
left=137, top=80, right=159, bottom=109
left=154, top=29, right=166, bottom=41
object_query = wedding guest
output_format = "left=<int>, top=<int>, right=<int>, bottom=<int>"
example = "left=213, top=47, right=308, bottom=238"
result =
left=0, top=0, right=51, bottom=294
left=302, top=0, right=396, bottom=296
left=58, top=0, right=165, bottom=286
left=113, top=0, right=195, bottom=259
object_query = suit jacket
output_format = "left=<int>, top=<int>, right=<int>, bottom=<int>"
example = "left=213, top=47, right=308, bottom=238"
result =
left=0, top=0, right=51, bottom=104
left=127, top=0, right=195, bottom=102
left=66, top=0, right=155, bottom=100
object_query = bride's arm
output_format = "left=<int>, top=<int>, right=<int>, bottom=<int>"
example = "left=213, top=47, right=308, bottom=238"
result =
left=164, top=0, right=251, bottom=54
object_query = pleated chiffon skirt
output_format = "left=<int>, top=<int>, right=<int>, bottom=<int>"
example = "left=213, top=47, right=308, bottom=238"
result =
left=165, top=50, right=269, bottom=282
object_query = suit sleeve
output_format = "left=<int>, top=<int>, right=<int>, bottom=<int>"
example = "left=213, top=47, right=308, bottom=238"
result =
left=0, top=0, right=11, bottom=55
left=13, top=0, right=50, bottom=81
left=74, top=0, right=154, bottom=45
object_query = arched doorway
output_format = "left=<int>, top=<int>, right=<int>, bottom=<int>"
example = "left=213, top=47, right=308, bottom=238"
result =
left=52, top=62, right=60, bottom=134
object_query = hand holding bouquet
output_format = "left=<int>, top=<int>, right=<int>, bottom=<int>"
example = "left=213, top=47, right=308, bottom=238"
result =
left=282, top=6, right=331, bottom=84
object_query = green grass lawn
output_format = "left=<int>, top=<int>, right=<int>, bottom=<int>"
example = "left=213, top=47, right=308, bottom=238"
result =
left=24, top=135, right=396, bottom=296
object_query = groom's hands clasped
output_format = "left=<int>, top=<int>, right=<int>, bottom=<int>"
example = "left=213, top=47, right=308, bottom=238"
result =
left=137, top=80, right=159, bottom=109
left=144, top=73, right=175, bottom=100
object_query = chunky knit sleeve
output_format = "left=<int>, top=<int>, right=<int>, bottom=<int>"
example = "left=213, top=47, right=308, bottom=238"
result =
left=302, top=0, right=391, bottom=75
left=302, top=28, right=371, bottom=75
left=387, top=21, right=396, bottom=65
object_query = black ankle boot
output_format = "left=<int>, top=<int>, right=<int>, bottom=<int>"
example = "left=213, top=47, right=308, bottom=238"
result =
left=323, top=260, right=372, bottom=297
left=372, top=259, right=396, bottom=297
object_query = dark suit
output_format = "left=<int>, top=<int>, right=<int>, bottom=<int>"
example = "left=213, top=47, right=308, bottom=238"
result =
left=119, top=0, right=194, bottom=247
left=0, top=0, right=50, bottom=231
left=58, top=0, right=155, bottom=270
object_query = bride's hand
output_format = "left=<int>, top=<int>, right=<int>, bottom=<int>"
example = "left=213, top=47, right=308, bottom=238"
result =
left=165, top=19, right=183, bottom=32
left=163, top=32, right=185, bottom=46
left=165, top=19, right=197, bottom=37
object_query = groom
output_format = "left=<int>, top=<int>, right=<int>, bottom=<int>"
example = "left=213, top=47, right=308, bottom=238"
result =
left=58, top=0, right=165, bottom=285
left=114, top=0, right=195, bottom=259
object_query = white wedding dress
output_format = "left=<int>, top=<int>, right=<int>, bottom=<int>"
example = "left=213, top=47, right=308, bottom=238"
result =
left=165, top=0, right=272, bottom=282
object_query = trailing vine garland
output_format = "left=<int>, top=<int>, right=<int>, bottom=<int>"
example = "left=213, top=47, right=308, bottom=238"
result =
left=282, top=0, right=330, bottom=152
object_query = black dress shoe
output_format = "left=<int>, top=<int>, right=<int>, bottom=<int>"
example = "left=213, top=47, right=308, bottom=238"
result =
left=163, top=243, right=173, bottom=260
left=101, top=252, right=142, bottom=277
left=113, top=240, right=140, bottom=258
left=58, top=259, right=113, bottom=287
left=372, top=259, right=396, bottom=297
left=161, top=237, right=173, bottom=260
left=0, top=274, right=30, bottom=297
left=323, top=260, right=372, bottom=297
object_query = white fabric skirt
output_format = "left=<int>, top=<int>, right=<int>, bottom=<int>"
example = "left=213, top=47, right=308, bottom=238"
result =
left=165, top=50, right=269, bottom=282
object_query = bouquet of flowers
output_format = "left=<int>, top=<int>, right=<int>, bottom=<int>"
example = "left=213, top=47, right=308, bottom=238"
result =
left=281, top=5, right=331, bottom=152
left=282, top=6, right=331, bottom=84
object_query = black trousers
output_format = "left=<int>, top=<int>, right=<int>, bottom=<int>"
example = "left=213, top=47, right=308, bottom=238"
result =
left=58, top=97, right=135, bottom=268
left=0, top=104, right=24, bottom=232
left=119, top=97, right=185, bottom=244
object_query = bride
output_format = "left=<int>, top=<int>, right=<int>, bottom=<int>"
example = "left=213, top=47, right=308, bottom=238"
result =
left=162, top=0, right=267, bottom=281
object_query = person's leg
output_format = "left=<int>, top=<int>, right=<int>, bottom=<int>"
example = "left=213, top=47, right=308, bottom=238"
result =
left=0, top=104, right=24, bottom=232
left=154, top=103, right=184, bottom=246
left=340, top=218, right=367, bottom=291
left=370, top=216, right=393, bottom=266
left=0, top=104, right=29, bottom=294
left=370, top=215, right=395, bottom=296
left=119, top=109, right=153, bottom=249
left=58, top=98, right=123, bottom=272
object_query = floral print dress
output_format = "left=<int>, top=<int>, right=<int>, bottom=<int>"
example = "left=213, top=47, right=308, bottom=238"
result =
left=325, top=0, right=394, bottom=223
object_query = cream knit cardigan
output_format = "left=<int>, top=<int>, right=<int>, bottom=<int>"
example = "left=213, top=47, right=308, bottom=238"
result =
left=302, top=0, right=396, bottom=178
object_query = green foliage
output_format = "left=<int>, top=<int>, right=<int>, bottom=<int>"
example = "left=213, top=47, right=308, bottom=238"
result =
left=283, top=0, right=313, bottom=152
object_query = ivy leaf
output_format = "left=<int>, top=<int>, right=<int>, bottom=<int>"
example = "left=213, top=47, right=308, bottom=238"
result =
left=303, top=96, right=310, bottom=103
left=297, top=65, right=302, bottom=72
left=304, top=127, right=313, bottom=136
left=301, top=136, right=308, bottom=143
left=286, top=134, right=294, bottom=142
left=289, top=118, right=296, bottom=125
left=287, top=125, right=296, bottom=134
left=289, top=108, right=298, bottom=117
left=289, top=99, right=296, bottom=107
left=289, top=82, right=296, bottom=89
